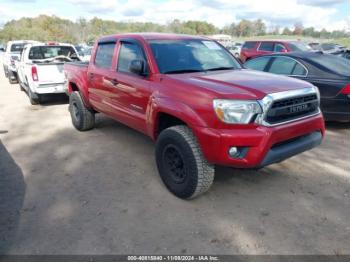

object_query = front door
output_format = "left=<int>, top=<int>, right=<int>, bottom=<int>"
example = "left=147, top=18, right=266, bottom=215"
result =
left=107, top=39, right=152, bottom=133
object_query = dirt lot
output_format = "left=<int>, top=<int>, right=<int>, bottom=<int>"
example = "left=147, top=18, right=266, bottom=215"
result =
left=0, top=59, right=350, bottom=255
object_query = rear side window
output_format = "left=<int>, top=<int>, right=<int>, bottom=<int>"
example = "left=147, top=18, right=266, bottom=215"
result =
left=309, top=54, right=350, bottom=76
left=258, top=42, right=274, bottom=51
left=244, top=56, right=271, bottom=71
left=274, top=44, right=286, bottom=52
left=10, top=43, right=25, bottom=53
left=117, top=42, right=145, bottom=74
left=94, top=43, right=116, bottom=68
left=269, top=57, right=306, bottom=76
left=321, top=43, right=335, bottom=51
left=242, top=42, right=257, bottom=49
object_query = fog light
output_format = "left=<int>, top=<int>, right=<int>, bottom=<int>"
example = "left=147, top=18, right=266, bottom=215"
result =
left=228, top=147, right=239, bottom=157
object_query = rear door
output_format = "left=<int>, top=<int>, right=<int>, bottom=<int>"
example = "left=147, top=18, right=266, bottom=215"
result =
left=88, top=41, right=118, bottom=115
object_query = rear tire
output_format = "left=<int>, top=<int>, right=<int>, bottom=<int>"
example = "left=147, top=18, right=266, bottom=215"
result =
left=28, top=88, right=40, bottom=105
left=8, top=71, right=18, bottom=84
left=69, top=91, right=95, bottom=131
left=3, top=66, right=8, bottom=78
left=155, top=125, right=215, bottom=199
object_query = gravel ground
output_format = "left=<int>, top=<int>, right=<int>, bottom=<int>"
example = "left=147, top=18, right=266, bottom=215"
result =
left=0, top=56, right=350, bottom=255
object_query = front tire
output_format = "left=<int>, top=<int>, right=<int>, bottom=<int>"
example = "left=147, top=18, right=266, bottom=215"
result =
left=155, top=125, right=215, bottom=199
left=69, top=91, right=95, bottom=131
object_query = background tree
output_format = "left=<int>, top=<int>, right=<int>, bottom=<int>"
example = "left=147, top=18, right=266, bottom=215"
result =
left=293, top=22, right=304, bottom=36
left=282, top=27, right=293, bottom=35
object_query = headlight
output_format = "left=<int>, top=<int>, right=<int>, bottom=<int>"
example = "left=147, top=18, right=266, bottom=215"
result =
left=213, top=99, right=262, bottom=124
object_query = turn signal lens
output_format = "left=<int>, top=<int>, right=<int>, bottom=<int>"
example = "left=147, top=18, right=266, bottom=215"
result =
left=31, top=66, right=38, bottom=81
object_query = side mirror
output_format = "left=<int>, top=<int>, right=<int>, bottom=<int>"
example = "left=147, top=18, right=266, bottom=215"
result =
left=129, top=59, right=145, bottom=75
left=281, top=48, right=288, bottom=53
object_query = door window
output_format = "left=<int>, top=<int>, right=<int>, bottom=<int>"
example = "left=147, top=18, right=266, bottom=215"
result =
left=242, top=41, right=257, bottom=49
left=269, top=57, right=307, bottom=76
left=274, top=44, right=286, bottom=52
left=244, top=56, right=271, bottom=71
left=258, top=42, right=274, bottom=51
left=117, top=42, right=146, bottom=74
left=94, top=43, right=116, bottom=68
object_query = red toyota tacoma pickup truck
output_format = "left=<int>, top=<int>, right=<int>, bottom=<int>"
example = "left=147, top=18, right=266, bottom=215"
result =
left=64, top=33, right=325, bottom=199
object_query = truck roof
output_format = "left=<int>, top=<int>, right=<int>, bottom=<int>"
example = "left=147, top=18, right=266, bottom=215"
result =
left=98, top=33, right=210, bottom=43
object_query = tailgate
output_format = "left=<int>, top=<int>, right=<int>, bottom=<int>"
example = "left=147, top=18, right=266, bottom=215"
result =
left=37, top=63, right=65, bottom=84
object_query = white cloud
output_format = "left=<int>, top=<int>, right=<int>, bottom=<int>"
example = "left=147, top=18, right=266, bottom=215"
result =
left=0, top=0, right=349, bottom=31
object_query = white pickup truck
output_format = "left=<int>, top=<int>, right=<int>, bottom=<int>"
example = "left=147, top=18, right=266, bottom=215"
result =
left=3, top=40, right=38, bottom=84
left=17, top=42, right=80, bottom=104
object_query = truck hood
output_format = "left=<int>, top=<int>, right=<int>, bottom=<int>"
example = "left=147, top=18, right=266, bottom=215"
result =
left=165, top=69, right=313, bottom=99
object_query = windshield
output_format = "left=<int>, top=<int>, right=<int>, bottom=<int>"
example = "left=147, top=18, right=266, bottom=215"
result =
left=10, top=43, right=25, bottom=53
left=148, top=39, right=241, bottom=74
left=29, top=46, right=78, bottom=60
left=309, top=54, right=350, bottom=76
left=288, top=42, right=311, bottom=52
left=83, top=47, right=92, bottom=56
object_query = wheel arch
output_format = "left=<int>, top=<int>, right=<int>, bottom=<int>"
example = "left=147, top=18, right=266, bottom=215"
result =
left=148, top=97, right=208, bottom=140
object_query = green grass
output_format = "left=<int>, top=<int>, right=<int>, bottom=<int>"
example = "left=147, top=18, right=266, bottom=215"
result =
left=336, top=38, right=350, bottom=48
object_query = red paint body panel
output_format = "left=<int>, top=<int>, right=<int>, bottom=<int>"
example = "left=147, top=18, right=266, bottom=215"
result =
left=64, top=33, right=325, bottom=168
left=193, top=114, right=325, bottom=167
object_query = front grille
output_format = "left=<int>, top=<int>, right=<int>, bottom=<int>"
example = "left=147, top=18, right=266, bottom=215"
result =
left=266, top=94, right=319, bottom=124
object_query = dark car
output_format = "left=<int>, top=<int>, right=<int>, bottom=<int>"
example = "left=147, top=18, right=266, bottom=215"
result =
left=334, top=49, right=350, bottom=60
left=244, top=52, right=350, bottom=121
left=309, top=43, right=346, bottom=54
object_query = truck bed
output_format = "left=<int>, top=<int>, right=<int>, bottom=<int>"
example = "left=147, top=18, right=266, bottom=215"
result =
left=65, top=61, right=89, bottom=67
left=64, top=60, right=89, bottom=100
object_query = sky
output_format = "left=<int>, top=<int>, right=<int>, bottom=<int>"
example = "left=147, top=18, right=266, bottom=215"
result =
left=0, top=0, right=350, bottom=31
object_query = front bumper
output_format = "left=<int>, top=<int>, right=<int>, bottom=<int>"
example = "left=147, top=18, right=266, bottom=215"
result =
left=192, top=113, right=325, bottom=168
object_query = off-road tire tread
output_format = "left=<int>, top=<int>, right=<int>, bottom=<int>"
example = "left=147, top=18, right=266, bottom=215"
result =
left=158, top=125, right=214, bottom=199
left=69, top=91, right=95, bottom=131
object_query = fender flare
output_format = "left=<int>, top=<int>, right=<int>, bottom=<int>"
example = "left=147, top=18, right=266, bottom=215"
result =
left=147, top=96, right=208, bottom=139
left=67, top=77, right=92, bottom=109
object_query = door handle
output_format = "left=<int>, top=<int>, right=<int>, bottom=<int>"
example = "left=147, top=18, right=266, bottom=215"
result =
left=110, top=79, right=119, bottom=86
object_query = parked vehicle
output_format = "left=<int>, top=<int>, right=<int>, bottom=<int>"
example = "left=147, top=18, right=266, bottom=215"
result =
left=17, top=42, right=80, bottom=104
left=65, top=33, right=324, bottom=199
left=240, top=40, right=311, bottom=62
left=3, top=40, right=38, bottom=83
left=75, top=45, right=93, bottom=62
left=334, top=49, right=350, bottom=60
left=80, top=47, right=92, bottom=62
left=244, top=52, right=350, bottom=121
left=227, top=42, right=242, bottom=58
left=309, top=42, right=346, bottom=54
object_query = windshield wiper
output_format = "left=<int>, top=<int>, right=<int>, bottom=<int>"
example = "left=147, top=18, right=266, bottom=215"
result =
left=205, top=67, right=235, bottom=71
left=163, top=69, right=204, bottom=74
